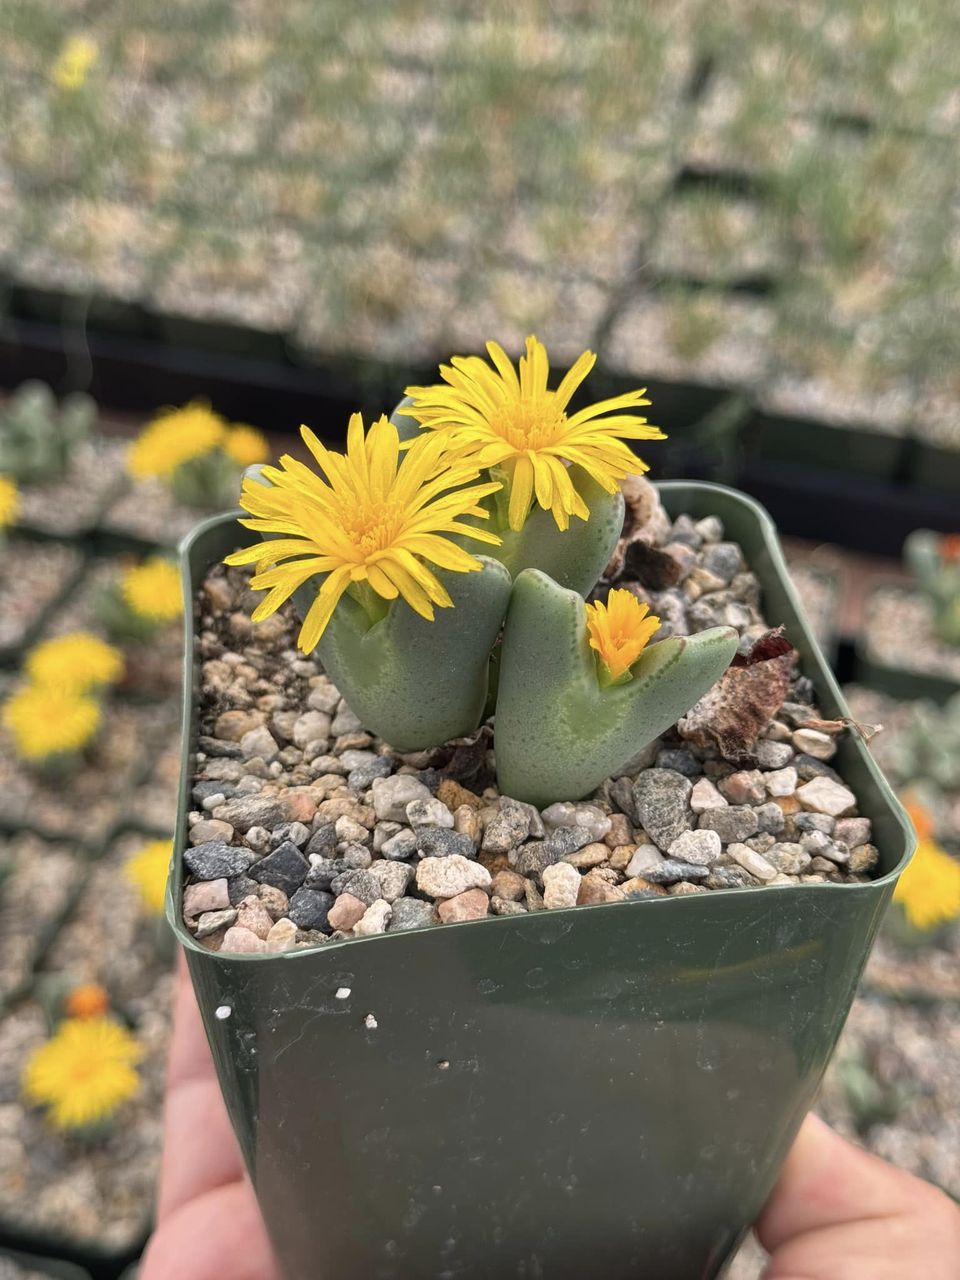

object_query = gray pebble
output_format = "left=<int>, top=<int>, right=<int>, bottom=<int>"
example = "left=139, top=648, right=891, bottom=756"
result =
left=482, top=800, right=531, bottom=852
left=639, top=859, right=710, bottom=884
left=728, top=843, right=777, bottom=882
left=794, top=755, right=843, bottom=783
left=381, top=829, right=419, bottom=860
left=766, top=843, right=812, bottom=875
left=339, top=842, right=373, bottom=869
left=184, top=840, right=256, bottom=881
left=195, top=907, right=237, bottom=939
left=794, top=812, right=835, bottom=835
left=227, top=874, right=259, bottom=906
left=371, top=775, right=432, bottom=822
left=632, top=770, right=694, bottom=850
left=305, top=823, right=337, bottom=858
left=667, top=828, right=722, bottom=866
left=513, top=842, right=560, bottom=878
left=625, top=844, right=664, bottom=877
left=754, top=740, right=794, bottom=770
left=406, top=796, right=455, bottom=828
left=348, top=758, right=393, bottom=789
left=287, top=888, right=334, bottom=930
left=702, top=542, right=742, bottom=584
left=329, top=868, right=381, bottom=904
left=387, top=898, right=438, bottom=932
left=544, top=825, right=595, bottom=858
left=697, top=806, right=759, bottom=845
left=705, top=866, right=755, bottom=889
left=754, top=802, right=786, bottom=835
left=305, top=857, right=340, bottom=890
left=655, top=748, right=702, bottom=777
left=416, top=827, right=477, bottom=858
left=248, top=841, right=309, bottom=895
left=369, top=860, right=415, bottom=902
left=271, top=821, right=311, bottom=849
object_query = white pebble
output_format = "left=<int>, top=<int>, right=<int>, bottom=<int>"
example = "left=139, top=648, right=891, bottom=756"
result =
left=364, top=1013, right=378, bottom=1030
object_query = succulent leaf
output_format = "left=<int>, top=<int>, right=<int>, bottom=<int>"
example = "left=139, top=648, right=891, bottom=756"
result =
left=494, top=569, right=738, bottom=806
left=316, top=557, right=512, bottom=750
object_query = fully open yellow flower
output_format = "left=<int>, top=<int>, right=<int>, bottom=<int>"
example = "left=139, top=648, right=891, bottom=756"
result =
left=3, top=683, right=102, bottom=760
left=224, top=414, right=503, bottom=652
left=23, top=1017, right=141, bottom=1130
left=124, top=839, right=172, bottom=914
left=401, top=335, right=665, bottom=531
left=121, top=557, right=183, bottom=623
left=893, top=837, right=960, bottom=932
left=25, top=632, right=124, bottom=692
left=51, top=34, right=98, bottom=92
left=224, top=424, right=270, bottom=467
left=0, top=474, right=20, bottom=528
left=128, top=401, right=226, bottom=479
left=585, top=588, right=661, bottom=684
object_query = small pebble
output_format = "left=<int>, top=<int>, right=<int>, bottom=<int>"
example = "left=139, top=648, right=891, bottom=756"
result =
left=542, top=862, right=582, bottom=909
left=354, top=899, right=393, bottom=935
left=438, top=888, right=490, bottom=923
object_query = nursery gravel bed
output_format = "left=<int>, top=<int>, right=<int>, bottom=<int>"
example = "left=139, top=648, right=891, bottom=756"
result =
left=0, top=998, right=166, bottom=1253
left=864, top=586, right=960, bottom=683
left=45, top=559, right=182, bottom=699
left=101, top=478, right=218, bottom=549
left=182, top=490, right=879, bottom=953
left=0, top=702, right=177, bottom=841
left=785, top=561, right=840, bottom=652
left=16, top=441, right=128, bottom=539
left=0, top=835, right=83, bottom=1007
left=0, top=541, right=83, bottom=657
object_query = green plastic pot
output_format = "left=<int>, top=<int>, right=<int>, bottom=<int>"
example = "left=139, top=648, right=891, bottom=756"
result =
left=170, top=482, right=914, bottom=1280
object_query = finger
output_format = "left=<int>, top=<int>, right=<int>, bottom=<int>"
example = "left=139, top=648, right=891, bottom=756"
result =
left=156, top=954, right=246, bottom=1220
left=141, top=1178, right=280, bottom=1280
left=757, top=1114, right=960, bottom=1280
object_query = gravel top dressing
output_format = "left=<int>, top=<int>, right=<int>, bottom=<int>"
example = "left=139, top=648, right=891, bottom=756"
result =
left=182, top=484, right=879, bottom=954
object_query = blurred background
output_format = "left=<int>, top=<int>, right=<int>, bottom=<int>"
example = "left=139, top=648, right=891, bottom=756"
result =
left=0, top=2, right=958, bottom=1277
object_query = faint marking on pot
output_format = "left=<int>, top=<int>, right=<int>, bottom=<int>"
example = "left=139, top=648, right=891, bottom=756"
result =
left=436, top=1058, right=450, bottom=1070
left=335, top=986, right=352, bottom=999
left=477, top=977, right=499, bottom=995
left=215, top=1005, right=232, bottom=1020
left=524, top=966, right=548, bottom=989
left=432, top=1184, right=443, bottom=1195
left=364, top=1012, right=378, bottom=1029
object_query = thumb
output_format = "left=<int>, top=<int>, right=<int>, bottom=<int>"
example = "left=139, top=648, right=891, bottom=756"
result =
left=757, top=1114, right=960, bottom=1280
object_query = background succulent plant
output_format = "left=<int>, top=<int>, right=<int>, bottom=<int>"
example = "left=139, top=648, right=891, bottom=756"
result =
left=0, top=380, right=96, bottom=483
left=904, top=530, right=960, bottom=648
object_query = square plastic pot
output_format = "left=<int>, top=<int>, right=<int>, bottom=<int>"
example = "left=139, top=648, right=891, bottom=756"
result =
left=169, top=482, right=914, bottom=1280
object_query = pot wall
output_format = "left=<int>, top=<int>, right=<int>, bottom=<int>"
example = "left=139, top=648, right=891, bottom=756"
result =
left=172, top=484, right=914, bottom=1280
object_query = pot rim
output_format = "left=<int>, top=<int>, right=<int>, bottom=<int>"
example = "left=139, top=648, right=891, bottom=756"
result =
left=167, top=482, right=916, bottom=961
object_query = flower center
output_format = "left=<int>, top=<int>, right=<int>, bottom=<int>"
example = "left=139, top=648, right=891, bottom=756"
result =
left=344, top=498, right=406, bottom=559
left=489, top=394, right=566, bottom=451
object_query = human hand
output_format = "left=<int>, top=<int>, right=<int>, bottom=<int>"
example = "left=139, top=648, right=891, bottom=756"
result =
left=139, top=956, right=279, bottom=1280
left=756, top=1111, right=960, bottom=1278
left=141, top=960, right=959, bottom=1280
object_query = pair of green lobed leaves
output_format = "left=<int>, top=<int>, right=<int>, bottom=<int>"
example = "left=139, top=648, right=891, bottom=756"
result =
left=244, top=441, right=737, bottom=807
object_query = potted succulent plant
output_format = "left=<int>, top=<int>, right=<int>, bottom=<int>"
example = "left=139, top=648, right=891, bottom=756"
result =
left=170, top=337, right=913, bottom=1279
left=855, top=530, right=960, bottom=703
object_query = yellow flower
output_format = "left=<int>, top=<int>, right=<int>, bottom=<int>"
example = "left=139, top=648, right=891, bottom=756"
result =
left=402, top=335, right=666, bottom=531
left=893, top=838, right=960, bottom=932
left=23, top=1017, right=141, bottom=1130
left=0, top=474, right=20, bottom=528
left=3, top=684, right=101, bottom=760
left=25, top=632, right=124, bottom=692
left=224, top=413, right=503, bottom=652
left=65, top=984, right=110, bottom=1020
left=224, top=424, right=270, bottom=467
left=124, top=839, right=172, bottom=915
left=128, top=401, right=226, bottom=480
left=585, top=588, right=661, bottom=684
left=120, top=557, right=183, bottom=623
left=51, top=34, right=98, bottom=92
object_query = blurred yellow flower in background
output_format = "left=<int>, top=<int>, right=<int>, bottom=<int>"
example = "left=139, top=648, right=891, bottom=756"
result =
left=585, top=588, right=661, bottom=684
left=3, top=683, right=102, bottom=760
left=402, top=335, right=665, bottom=531
left=128, top=401, right=226, bottom=479
left=124, top=839, right=173, bottom=914
left=224, top=424, right=270, bottom=467
left=23, top=1017, right=141, bottom=1130
left=893, top=837, right=960, bottom=932
left=25, top=632, right=124, bottom=692
left=0, top=474, right=20, bottom=528
left=121, top=557, right=183, bottom=623
left=51, top=34, right=98, bottom=92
